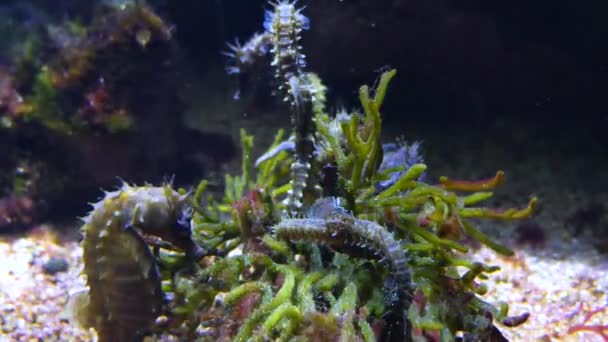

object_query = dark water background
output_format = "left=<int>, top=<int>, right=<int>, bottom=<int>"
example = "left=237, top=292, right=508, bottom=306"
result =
left=0, top=0, right=606, bottom=246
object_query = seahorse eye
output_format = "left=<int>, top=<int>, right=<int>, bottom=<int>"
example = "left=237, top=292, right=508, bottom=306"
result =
left=174, top=206, right=193, bottom=237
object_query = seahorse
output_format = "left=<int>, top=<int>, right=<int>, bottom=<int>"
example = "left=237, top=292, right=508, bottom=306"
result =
left=273, top=197, right=413, bottom=340
left=264, top=1, right=317, bottom=214
left=273, top=197, right=411, bottom=287
left=65, top=182, right=204, bottom=342
left=225, top=1, right=317, bottom=215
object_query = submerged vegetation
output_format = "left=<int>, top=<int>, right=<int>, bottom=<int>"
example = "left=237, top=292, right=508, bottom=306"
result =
left=0, top=1, right=235, bottom=230
left=71, top=1, right=537, bottom=341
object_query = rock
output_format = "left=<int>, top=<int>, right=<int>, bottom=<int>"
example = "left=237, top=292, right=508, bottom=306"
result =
left=41, top=257, right=68, bottom=275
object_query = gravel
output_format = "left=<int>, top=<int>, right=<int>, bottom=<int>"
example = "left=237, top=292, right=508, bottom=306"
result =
left=1, top=226, right=606, bottom=341
left=0, top=226, right=93, bottom=341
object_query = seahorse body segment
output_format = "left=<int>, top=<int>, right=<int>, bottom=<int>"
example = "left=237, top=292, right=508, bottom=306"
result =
left=71, top=183, right=203, bottom=342
left=264, top=0, right=309, bottom=94
left=274, top=198, right=413, bottom=339
left=274, top=198, right=411, bottom=287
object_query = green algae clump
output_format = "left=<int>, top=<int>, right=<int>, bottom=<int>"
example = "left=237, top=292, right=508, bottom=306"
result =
left=71, top=1, right=536, bottom=341
left=172, top=68, right=535, bottom=341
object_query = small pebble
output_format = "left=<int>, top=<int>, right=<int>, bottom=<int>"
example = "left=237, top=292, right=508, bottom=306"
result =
left=42, top=257, right=69, bottom=275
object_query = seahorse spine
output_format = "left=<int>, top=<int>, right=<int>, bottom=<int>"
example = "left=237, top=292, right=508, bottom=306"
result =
left=264, top=1, right=317, bottom=214
left=273, top=198, right=413, bottom=339
left=273, top=198, right=412, bottom=289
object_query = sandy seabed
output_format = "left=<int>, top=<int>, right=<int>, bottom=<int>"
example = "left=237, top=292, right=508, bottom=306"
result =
left=0, top=225, right=606, bottom=342
left=0, top=227, right=92, bottom=342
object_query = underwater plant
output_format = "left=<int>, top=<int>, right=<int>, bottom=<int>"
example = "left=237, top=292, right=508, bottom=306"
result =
left=0, top=1, right=236, bottom=231
left=70, top=1, right=537, bottom=341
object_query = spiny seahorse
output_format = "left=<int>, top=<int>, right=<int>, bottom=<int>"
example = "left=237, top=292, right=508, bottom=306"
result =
left=273, top=197, right=413, bottom=340
left=65, top=182, right=204, bottom=342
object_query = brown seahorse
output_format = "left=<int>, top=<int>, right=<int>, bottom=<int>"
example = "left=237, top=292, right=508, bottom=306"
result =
left=66, top=182, right=204, bottom=342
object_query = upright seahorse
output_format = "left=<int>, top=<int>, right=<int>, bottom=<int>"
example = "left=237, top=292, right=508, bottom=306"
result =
left=224, top=1, right=317, bottom=215
left=66, top=182, right=205, bottom=342
left=265, top=1, right=316, bottom=215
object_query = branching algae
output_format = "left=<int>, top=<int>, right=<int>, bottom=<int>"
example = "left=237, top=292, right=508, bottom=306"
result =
left=69, top=1, right=537, bottom=341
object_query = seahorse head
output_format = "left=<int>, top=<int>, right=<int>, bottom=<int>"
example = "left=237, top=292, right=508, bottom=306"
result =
left=157, top=185, right=205, bottom=259
left=166, top=197, right=205, bottom=259
left=120, top=183, right=205, bottom=259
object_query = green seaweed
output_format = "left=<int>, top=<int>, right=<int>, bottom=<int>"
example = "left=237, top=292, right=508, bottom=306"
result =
left=79, top=70, right=533, bottom=340
left=23, top=67, right=74, bottom=133
left=74, top=2, right=537, bottom=341
left=180, top=64, right=534, bottom=339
